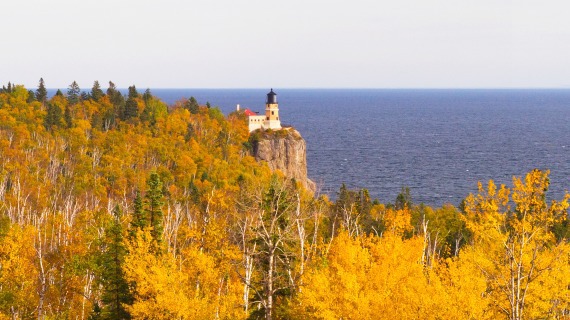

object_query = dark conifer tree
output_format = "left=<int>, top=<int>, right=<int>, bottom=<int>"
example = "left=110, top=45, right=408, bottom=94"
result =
left=123, top=99, right=138, bottom=120
left=27, top=90, right=36, bottom=103
left=64, top=106, right=73, bottom=128
left=67, top=81, right=81, bottom=104
left=107, top=81, right=125, bottom=121
left=127, top=85, right=138, bottom=99
left=91, top=80, right=104, bottom=101
left=184, top=96, right=200, bottom=114
left=144, top=172, right=164, bottom=248
left=395, top=186, right=412, bottom=210
left=44, top=103, right=63, bottom=130
left=91, top=113, right=103, bottom=131
left=55, top=89, right=64, bottom=97
left=99, top=205, right=132, bottom=319
left=142, top=88, right=152, bottom=103
left=36, top=78, right=48, bottom=104
left=140, top=89, right=152, bottom=123
left=106, top=81, right=118, bottom=97
left=123, top=86, right=139, bottom=120
left=129, top=191, right=146, bottom=239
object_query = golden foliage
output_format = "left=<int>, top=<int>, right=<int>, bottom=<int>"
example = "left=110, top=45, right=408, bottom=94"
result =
left=1, top=86, right=570, bottom=320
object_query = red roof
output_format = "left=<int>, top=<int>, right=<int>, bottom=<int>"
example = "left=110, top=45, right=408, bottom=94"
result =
left=244, top=108, right=258, bottom=116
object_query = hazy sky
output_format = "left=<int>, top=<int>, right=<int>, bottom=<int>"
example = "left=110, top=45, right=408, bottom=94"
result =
left=3, top=0, right=570, bottom=88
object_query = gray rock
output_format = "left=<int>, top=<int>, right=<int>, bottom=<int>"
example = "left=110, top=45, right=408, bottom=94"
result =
left=251, top=128, right=315, bottom=192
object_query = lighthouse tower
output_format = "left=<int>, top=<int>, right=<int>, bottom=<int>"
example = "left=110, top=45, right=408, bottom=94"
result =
left=264, top=89, right=281, bottom=130
left=243, top=89, right=283, bottom=132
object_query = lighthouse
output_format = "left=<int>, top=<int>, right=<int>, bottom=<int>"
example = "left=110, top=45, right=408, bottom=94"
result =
left=264, top=89, right=281, bottom=130
left=243, top=89, right=283, bottom=132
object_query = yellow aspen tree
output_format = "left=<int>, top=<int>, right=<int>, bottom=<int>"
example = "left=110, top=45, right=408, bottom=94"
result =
left=463, top=170, right=570, bottom=320
left=123, top=229, right=191, bottom=319
left=293, top=231, right=450, bottom=319
left=0, top=225, right=38, bottom=318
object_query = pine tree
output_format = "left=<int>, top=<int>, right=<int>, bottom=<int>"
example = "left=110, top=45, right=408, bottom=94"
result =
left=99, top=205, right=132, bottom=319
left=142, top=88, right=152, bottom=103
left=127, top=85, right=138, bottom=99
left=123, top=99, right=138, bottom=120
left=67, top=81, right=81, bottom=104
left=185, top=96, right=200, bottom=114
left=129, top=191, right=146, bottom=239
left=64, top=106, right=73, bottom=128
left=44, top=103, right=63, bottom=130
left=91, top=81, right=104, bottom=101
left=27, top=90, right=36, bottom=103
left=106, top=81, right=117, bottom=96
left=107, top=81, right=125, bottom=121
left=144, top=172, right=164, bottom=248
left=395, top=187, right=412, bottom=210
left=36, top=78, right=47, bottom=104
left=123, top=86, right=139, bottom=120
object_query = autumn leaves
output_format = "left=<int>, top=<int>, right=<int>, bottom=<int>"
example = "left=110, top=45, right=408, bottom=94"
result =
left=0, top=84, right=569, bottom=319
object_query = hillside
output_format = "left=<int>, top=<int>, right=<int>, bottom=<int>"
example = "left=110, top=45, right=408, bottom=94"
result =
left=0, top=81, right=569, bottom=320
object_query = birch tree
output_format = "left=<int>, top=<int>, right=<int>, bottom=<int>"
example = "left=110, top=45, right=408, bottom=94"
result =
left=463, top=169, right=570, bottom=320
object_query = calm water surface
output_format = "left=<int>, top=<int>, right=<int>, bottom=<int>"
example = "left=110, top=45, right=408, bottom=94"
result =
left=130, top=89, right=570, bottom=206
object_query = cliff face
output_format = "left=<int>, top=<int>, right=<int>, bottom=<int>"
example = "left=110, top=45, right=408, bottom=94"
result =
left=251, top=129, right=315, bottom=192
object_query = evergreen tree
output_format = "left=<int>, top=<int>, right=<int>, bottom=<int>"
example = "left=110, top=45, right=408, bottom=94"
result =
left=44, top=103, right=63, bottom=130
left=36, top=78, right=48, bottom=104
left=106, top=81, right=118, bottom=97
left=140, top=89, right=153, bottom=122
left=99, top=205, right=132, bottom=319
left=144, top=172, right=164, bottom=248
left=91, top=80, right=104, bottom=101
left=123, top=86, right=139, bottom=120
left=91, top=113, right=103, bottom=131
left=107, top=81, right=125, bottom=121
left=129, top=191, right=146, bottom=239
left=184, top=96, right=200, bottom=114
left=64, top=106, right=73, bottom=128
left=127, top=85, right=138, bottom=99
left=67, top=81, right=81, bottom=104
left=27, top=90, right=36, bottom=103
left=395, top=186, right=412, bottom=210
left=123, top=99, right=138, bottom=120
left=142, top=88, right=152, bottom=103
left=55, top=89, right=64, bottom=97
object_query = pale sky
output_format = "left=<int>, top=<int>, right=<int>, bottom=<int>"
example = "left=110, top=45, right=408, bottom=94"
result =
left=3, top=0, right=570, bottom=88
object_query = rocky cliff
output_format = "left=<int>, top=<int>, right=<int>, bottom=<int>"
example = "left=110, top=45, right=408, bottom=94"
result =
left=251, top=128, right=315, bottom=192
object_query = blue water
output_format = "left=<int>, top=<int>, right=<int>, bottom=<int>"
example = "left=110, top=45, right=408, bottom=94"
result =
left=51, top=88, right=570, bottom=206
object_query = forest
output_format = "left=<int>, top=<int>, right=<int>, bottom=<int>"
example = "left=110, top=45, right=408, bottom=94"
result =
left=0, top=79, right=569, bottom=320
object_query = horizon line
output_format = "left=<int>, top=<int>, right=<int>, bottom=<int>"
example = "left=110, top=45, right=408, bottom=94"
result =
left=42, top=87, right=570, bottom=90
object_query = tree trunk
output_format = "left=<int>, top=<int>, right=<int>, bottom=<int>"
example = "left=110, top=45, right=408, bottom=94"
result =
left=266, top=247, right=274, bottom=320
